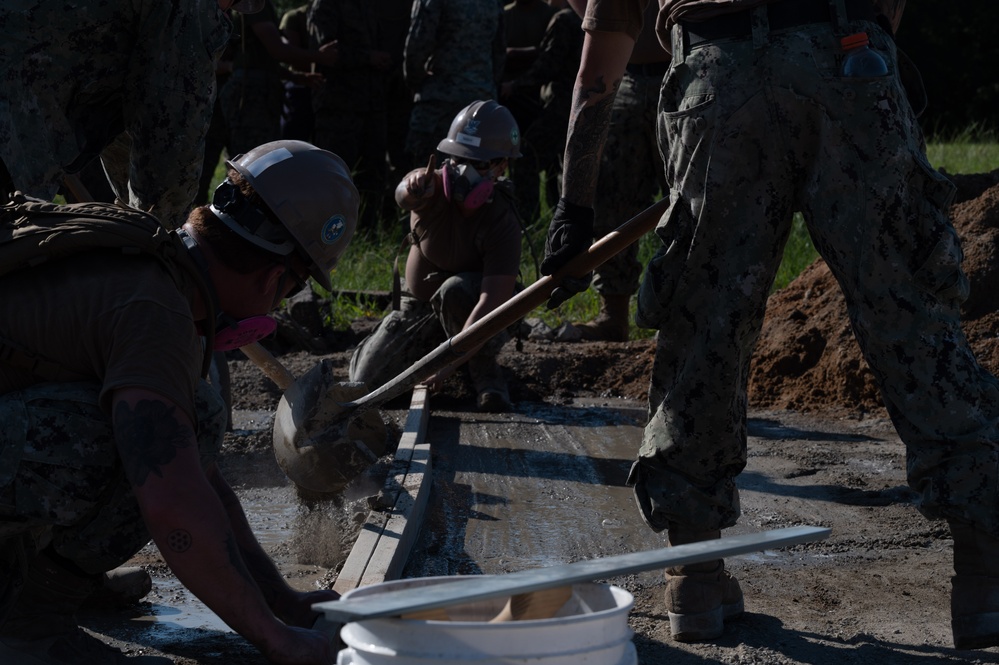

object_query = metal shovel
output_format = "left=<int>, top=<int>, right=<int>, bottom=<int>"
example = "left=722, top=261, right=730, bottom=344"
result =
left=269, top=196, right=670, bottom=493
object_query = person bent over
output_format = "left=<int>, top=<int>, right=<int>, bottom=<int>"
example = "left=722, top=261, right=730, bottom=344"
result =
left=0, top=140, right=358, bottom=665
left=350, top=100, right=523, bottom=412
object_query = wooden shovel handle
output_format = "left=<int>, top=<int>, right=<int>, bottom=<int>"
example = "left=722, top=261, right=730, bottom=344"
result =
left=346, top=196, right=671, bottom=412
left=240, top=341, right=296, bottom=390
left=489, top=586, right=573, bottom=623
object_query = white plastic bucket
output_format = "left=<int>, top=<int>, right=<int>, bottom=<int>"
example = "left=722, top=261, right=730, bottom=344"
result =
left=336, top=576, right=637, bottom=665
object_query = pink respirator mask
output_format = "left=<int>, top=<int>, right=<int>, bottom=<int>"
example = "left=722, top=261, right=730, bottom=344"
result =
left=212, top=315, right=277, bottom=351
left=442, top=159, right=494, bottom=211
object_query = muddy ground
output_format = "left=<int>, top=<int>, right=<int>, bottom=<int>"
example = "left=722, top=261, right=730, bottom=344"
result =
left=78, top=170, right=999, bottom=664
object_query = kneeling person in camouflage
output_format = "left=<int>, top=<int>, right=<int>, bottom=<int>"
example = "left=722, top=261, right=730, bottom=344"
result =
left=0, top=140, right=357, bottom=665
left=350, top=100, right=523, bottom=413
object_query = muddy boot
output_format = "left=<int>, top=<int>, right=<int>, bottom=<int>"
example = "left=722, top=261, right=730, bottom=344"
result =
left=664, top=526, right=744, bottom=642
left=0, top=550, right=170, bottom=664
left=950, top=519, right=999, bottom=649
left=81, top=567, right=152, bottom=610
left=576, top=294, right=630, bottom=342
left=468, top=354, right=512, bottom=413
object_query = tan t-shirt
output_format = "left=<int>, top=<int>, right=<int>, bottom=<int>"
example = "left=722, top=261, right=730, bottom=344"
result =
left=0, top=252, right=203, bottom=425
left=404, top=180, right=522, bottom=303
left=582, top=0, right=906, bottom=53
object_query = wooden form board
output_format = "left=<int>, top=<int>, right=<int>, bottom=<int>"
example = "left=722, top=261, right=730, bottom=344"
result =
left=331, top=387, right=433, bottom=594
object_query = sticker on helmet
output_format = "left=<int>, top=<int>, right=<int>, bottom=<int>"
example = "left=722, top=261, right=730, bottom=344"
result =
left=465, top=119, right=480, bottom=135
left=456, top=132, right=482, bottom=147
left=511, top=128, right=520, bottom=146
left=322, top=214, right=347, bottom=245
left=244, top=147, right=294, bottom=177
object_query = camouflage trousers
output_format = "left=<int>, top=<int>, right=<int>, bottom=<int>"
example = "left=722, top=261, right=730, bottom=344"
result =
left=0, top=380, right=226, bottom=575
left=632, top=17, right=999, bottom=537
left=592, top=67, right=666, bottom=297
left=219, top=69, right=284, bottom=156
left=405, top=99, right=472, bottom=167
left=348, top=273, right=509, bottom=390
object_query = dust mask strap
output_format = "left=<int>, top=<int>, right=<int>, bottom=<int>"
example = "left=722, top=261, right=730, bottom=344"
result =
left=178, top=229, right=278, bottom=350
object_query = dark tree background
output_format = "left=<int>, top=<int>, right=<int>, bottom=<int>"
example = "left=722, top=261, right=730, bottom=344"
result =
left=895, top=1, right=999, bottom=136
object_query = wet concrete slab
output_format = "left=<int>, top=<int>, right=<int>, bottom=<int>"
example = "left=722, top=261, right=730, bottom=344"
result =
left=404, top=398, right=671, bottom=582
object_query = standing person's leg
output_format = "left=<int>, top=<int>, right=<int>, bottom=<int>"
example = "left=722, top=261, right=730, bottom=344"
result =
left=633, top=29, right=799, bottom=641
left=356, top=110, right=390, bottom=231
left=220, top=72, right=284, bottom=157
left=582, top=71, right=663, bottom=341
left=790, top=22, right=999, bottom=650
left=405, top=100, right=465, bottom=170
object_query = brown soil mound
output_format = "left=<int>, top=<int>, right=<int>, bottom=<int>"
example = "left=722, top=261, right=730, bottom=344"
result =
left=747, top=169, right=999, bottom=415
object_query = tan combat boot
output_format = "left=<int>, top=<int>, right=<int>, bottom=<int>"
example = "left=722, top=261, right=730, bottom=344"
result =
left=82, top=566, right=152, bottom=609
left=950, top=519, right=999, bottom=649
left=664, top=526, right=744, bottom=642
left=576, top=294, right=630, bottom=342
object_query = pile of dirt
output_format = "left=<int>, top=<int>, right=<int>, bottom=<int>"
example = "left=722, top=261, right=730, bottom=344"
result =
left=748, top=169, right=999, bottom=415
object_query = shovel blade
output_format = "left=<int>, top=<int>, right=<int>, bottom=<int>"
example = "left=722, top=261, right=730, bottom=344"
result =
left=273, top=360, right=389, bottom=493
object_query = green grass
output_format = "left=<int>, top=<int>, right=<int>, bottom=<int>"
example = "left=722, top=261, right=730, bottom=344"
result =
left=205, top=133, right=997, bottom=337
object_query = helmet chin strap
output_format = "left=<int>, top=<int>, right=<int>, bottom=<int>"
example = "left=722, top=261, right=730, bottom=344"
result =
left=177, top=229, right=278, bottom=351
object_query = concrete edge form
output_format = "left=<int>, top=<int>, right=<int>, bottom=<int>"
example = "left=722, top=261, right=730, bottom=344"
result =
left=332, top=387, right=433, bottom=595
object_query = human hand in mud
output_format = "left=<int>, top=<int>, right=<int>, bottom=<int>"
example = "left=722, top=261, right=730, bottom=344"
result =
left=274, top=589, right=341, bottom=629
left=261, top=625, right=336, bottom=665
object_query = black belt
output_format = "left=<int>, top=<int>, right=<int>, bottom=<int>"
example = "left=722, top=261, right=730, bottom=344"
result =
left=626, top=61, right=671, bottom=78
left=683, top=0, right=878, bottom=47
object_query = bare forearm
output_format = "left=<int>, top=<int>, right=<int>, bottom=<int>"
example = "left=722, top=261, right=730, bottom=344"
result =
left=562, top=82, right=618, bottom=207
left=209, top=467, right=293, bottom=609
left=114, top=391, right=290, bottom=652
left=561, top=30, right=636, bottom=207
left=149, top=492, right=285, bottom=648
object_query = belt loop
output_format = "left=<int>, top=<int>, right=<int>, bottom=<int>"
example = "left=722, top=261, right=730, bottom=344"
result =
left=750, top=5, right=770, bottom=49
left=671, top=22, right=686, bottom=65
left=830, top=0, right=850, bottom=34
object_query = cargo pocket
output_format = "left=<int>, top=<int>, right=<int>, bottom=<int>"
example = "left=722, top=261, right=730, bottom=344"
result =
left=910, top=162, right=964, bottom=309
left=635, top=194, right=695, bottom=329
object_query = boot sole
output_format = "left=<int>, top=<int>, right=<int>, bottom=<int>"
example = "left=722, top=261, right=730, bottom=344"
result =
left=668, top=597, right=745, bottom=642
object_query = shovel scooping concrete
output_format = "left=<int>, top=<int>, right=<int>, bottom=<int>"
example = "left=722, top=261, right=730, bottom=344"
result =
left=270, top=196, right=670, bottom=493
left=241, top=342, right=389, bottom=494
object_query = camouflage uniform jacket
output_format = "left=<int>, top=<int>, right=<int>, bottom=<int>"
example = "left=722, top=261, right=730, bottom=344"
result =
left=307, top=0, right=385, bottom=113
left=404, top=0, right=506, bottom=103
left=0, top=0, right=231, bottom=229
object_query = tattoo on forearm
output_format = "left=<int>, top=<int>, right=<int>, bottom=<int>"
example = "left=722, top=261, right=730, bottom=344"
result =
left=564, top=75, right=620, bottom=206
left=167, top=529, right=193, bottom=553
left=114, top=399, right=193, bottom=486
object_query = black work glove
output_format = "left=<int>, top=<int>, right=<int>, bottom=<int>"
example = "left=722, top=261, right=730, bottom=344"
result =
left=540, top=198, right=594, bottom=309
